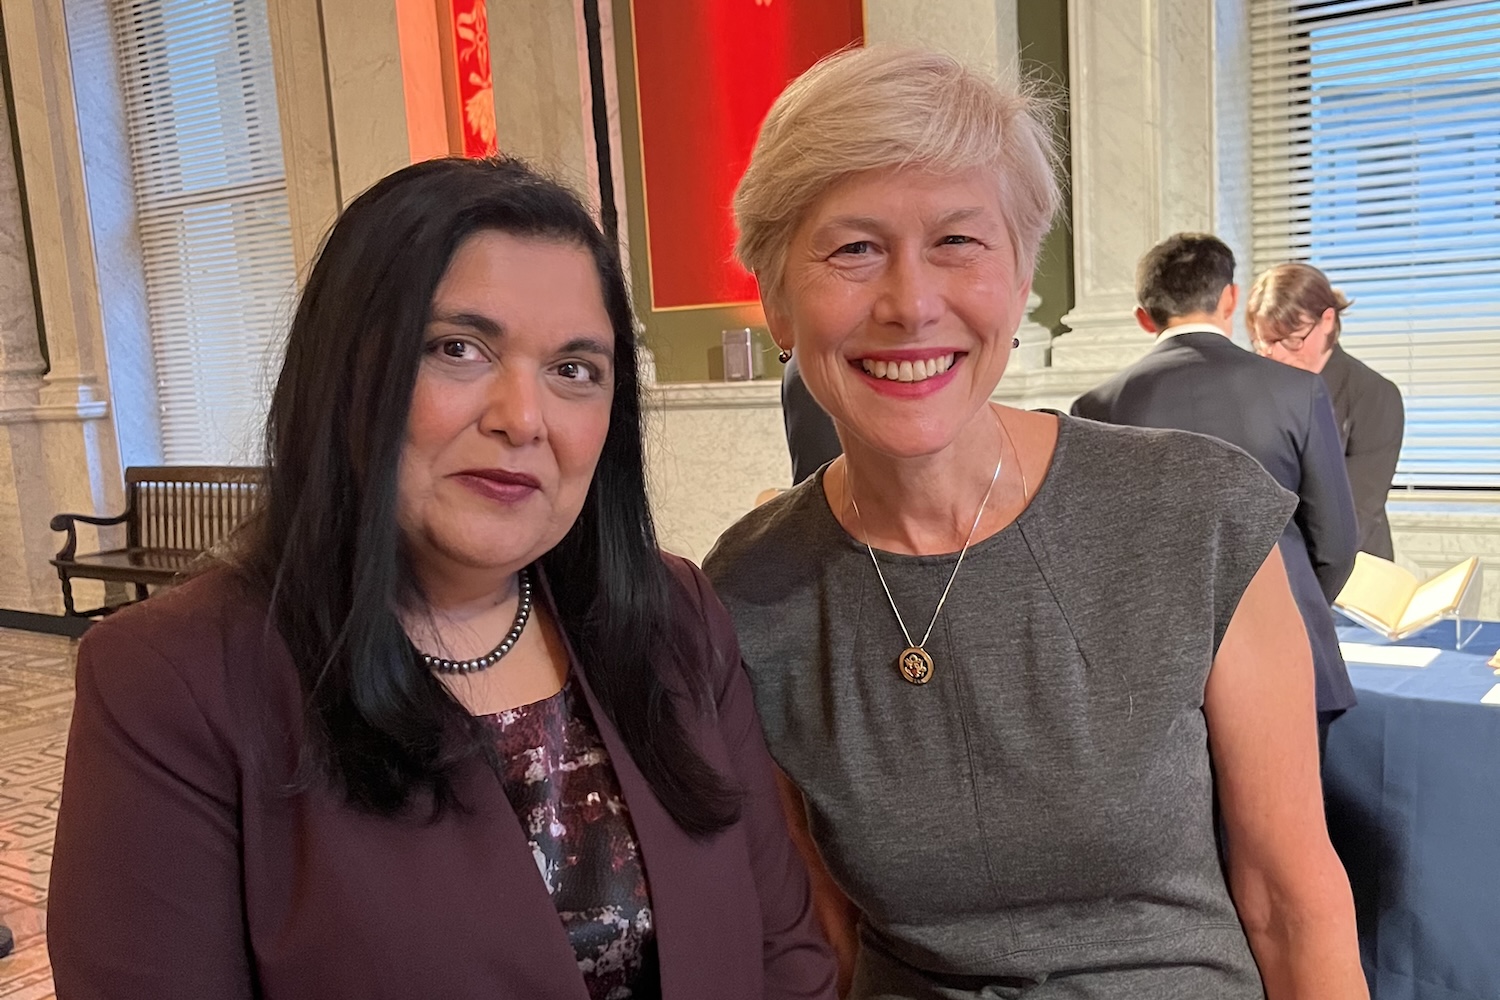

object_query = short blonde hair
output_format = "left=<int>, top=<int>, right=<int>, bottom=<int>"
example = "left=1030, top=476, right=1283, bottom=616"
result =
left=1247, top=262, right=1353, bottom=347
left=733, top=46, right=1062, bottom=300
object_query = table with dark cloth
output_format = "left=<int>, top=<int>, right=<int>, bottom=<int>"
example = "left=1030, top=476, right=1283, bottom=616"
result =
left=1325, top=619, right=1500, bottom=1000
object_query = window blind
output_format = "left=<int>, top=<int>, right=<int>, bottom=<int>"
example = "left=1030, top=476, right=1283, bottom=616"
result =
left=1250, top=0, right=1500, bottom=487
left=110, top=0, right=297, bottom=464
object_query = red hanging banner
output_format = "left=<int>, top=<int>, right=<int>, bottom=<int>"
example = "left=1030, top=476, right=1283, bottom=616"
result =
left=630, top=0, right=864, bottom=310
left=453, top=0, right=497, bottom=157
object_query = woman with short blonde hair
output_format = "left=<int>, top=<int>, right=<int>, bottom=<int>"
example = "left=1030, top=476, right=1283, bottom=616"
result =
left=707, top=46, right=1367, bottom=1000
left=735, top=47, right=1059, bottom=299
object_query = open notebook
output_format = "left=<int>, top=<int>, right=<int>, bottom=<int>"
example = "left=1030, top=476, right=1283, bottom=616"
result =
left=1335, top=553, right=1479, bottom=641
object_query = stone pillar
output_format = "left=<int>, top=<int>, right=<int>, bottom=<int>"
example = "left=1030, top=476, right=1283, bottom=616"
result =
left=862, top=1, right=1056, bottom=369
left=487, top=0, right=594, bottom=192
left=1052, top=0, right=1216, bottom=371
left=272, top=0, right=615, bottom=275
left=1214, top=0, right=1254, bottom=344
left=0, top=89, right=55, bottom=611
left=266, top=0, right=344, bottom=276
left=267, top=0, right=451, bottom=275
left=0, top=0, right=126, bottom=612
left=864, top=0, right=1019, bottom=81
left=320, top=0, right=417, bottom=202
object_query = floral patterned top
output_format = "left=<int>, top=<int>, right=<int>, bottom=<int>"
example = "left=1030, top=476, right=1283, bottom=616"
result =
left=487, top=676, right=660, bottom=1000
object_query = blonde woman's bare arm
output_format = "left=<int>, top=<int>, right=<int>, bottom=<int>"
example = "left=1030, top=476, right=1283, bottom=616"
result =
left=1206, top=546, right=1367, bottom=999
left=775, top=769, right=860, bottom=998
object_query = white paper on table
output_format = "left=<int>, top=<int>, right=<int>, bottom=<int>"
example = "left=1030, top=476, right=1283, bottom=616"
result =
left=1481, top=685, right=1500, bottom=707
left=1338, top=642, right=1441, bottom=668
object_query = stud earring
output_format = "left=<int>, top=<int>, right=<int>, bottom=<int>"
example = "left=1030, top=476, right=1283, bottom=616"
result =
left=1011, top=337, right=1020, bottom=349
left=777, top=348, right=793, bottom=364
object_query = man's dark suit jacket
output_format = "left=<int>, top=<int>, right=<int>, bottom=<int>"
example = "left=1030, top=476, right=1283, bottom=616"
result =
left=1320, top=344, right=1404, bottom=561
left=780, top=355, right=842, bottom=485
left=48, top=557, right=837, bottom=1000
left=1071, top=330, right=1360, bottom=714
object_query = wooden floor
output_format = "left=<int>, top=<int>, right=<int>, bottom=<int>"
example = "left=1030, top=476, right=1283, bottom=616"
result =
left=0, top=628, right=75, bottom=999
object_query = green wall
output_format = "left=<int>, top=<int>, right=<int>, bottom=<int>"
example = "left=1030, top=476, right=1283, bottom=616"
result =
left=1018, top=0, right=1074, bottom=334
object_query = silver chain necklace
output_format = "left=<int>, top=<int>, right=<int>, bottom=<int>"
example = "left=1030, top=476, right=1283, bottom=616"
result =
left=847, top=419, right=1004, bottom=686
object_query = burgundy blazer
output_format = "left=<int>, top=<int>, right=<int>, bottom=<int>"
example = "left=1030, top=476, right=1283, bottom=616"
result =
left=48, top=555, right=836, bottom=1000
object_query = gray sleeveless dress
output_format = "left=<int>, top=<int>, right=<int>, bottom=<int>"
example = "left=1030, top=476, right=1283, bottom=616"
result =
left=703, top=415, right=1296, bottom=1000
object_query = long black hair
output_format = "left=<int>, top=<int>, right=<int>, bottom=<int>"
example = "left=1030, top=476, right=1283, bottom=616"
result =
left=237, top=157, right=739, bottom=834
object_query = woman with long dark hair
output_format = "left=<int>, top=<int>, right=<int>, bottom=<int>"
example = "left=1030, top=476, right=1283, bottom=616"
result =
left=48, top=157, right=836, bottom=1000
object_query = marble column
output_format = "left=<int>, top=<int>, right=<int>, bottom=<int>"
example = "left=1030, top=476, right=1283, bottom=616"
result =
left=862, top=0, right=1052, bottom=370
left=272, top=0, right=619, bottom=270
left=864, top=0, right=1019, bottom=81
left=1214, top=0, right=1255, bottom=343
left=267, top=0, right=449, bottom=274
left=0, top=86, right=53, bottom=611
left=487, top=0, right=594, bottom=193
left=1052, top=0, right=1217, bottom=370
left=266, top=0, right=343, bottom=275
left=320, top=0, right=416, bottom=202
left=0, top=0, right=125, bottom=612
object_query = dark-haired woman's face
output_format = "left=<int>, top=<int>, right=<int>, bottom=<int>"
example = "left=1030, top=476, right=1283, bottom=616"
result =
left=398, top=231, right=615, bottom=598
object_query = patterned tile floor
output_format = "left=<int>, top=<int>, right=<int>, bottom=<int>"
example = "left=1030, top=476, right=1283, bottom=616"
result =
left=0, top=628, right=76, bottom=1000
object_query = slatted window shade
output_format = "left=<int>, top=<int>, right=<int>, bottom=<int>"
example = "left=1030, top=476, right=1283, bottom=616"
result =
left=110, top=0, right=297, bottom=463
left=1250, top=0, right=1500, bottom=486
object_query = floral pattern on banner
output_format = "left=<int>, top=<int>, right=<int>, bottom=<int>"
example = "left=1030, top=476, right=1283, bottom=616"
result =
left=454, top=0, right=497, bottom=156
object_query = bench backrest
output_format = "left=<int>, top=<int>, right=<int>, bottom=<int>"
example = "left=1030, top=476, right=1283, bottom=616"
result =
left=125, top=466, right=265, bottom=552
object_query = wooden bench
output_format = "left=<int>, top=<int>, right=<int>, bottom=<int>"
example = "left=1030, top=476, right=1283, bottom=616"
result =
left=49, top=466, right=264, bottom=617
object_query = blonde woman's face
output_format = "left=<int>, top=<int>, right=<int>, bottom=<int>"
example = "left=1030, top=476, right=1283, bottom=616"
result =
left=765, top=166, right=1031, bottom=460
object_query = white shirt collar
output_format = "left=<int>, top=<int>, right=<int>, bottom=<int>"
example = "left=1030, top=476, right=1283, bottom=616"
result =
left=1157, top=322, right=1229, bottom=343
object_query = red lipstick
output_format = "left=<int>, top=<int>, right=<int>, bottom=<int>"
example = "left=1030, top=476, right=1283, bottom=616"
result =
left=850, top=352, right=964, bottom=398
left=452, top=468, right=541, bottom=504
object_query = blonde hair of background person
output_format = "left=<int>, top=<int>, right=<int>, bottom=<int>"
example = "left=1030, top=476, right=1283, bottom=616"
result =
left=707, top=45, right=1368, bottom=1000
left=1245, top=261, right=1353, bottom=372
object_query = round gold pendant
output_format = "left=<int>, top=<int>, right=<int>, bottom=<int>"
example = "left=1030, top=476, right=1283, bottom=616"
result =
left=898, top=646, right=934, bottom=685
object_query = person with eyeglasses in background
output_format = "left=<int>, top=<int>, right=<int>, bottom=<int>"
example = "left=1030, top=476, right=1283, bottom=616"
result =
left=1248, top=263, right=1405, bottom=561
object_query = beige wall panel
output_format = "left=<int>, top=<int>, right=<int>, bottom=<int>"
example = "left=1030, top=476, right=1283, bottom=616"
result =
left=864, top=0, right=1018, bottom=80
left=267, top=0, right=343, bottom=276
left=488, top=0, right=591, bottom=191
left=320, top=0, right=414, bottom=203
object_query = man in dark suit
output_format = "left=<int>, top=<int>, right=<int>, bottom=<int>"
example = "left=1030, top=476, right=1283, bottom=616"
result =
left=1247, top=262, right=1405, bottom=560
left=1071, top=233, right=1360, bottom=751
left=780, top=353, right=842, bottom=485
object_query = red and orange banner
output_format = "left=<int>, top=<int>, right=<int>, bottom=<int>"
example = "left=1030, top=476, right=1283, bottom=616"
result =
left=453, top=0, right=497, bottom=157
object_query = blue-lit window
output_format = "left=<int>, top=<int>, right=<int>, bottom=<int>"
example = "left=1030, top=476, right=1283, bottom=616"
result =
left=1253, top=0, right=1500, bottom=486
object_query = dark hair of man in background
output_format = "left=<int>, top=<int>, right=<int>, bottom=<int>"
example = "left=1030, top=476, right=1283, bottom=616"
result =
left=1135, top=233, right=1237, bottom=329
